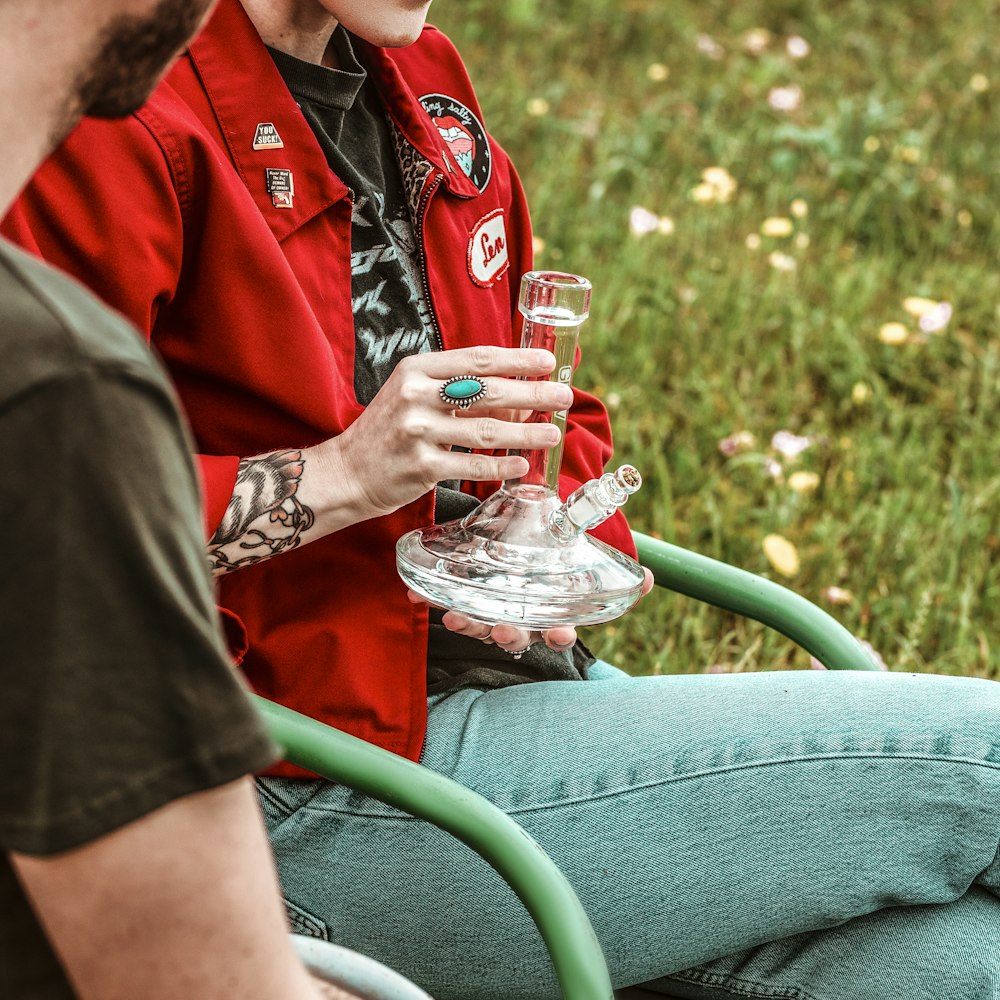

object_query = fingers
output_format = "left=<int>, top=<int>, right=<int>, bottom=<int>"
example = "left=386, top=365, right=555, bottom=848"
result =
left=415, top=345, right=558, bottom=380
left=443, top=617, right=578, bottom=656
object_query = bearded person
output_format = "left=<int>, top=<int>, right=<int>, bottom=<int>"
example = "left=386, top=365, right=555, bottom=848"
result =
left=0, top=3, right=365, bottom=998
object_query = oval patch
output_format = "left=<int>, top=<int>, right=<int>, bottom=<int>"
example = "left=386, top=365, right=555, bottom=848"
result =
left=468, top=209, right=509, bottom=288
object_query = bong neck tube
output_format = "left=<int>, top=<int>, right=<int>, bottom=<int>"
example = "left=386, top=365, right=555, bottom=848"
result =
left=504, top=271, right=592, bottom=494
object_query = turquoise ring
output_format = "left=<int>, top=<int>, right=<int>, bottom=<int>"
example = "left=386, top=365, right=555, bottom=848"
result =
left=440, top=375, right=487, bottom=410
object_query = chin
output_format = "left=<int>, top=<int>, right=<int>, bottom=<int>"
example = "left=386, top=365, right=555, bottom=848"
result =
left=337, top=2, right=431, bottom=48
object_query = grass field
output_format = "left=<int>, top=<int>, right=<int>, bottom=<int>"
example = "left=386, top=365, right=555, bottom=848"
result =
left=432, top=0, right=1000, bottom=678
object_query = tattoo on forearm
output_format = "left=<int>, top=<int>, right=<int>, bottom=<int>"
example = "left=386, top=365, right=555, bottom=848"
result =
left=208, top=450, right=315, bottom=574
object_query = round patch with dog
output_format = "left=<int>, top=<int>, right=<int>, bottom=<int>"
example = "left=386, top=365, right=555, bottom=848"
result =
left=419, top=93, right=492, bottom=193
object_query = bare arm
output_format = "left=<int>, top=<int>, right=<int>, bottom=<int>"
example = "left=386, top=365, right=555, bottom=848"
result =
left=208, top=346, right=572, bottom=575
left=11, top=778, right=341, bottom=1000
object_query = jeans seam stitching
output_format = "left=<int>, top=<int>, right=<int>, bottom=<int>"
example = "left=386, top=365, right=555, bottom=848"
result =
left=293, top=751, right=1000, bottom=819
left=669, top=968, right=819, bottom=999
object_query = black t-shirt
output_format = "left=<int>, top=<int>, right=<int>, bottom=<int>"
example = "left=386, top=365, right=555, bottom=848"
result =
left=0, top=239, right=277, bottom=999
left=269, top=30, right=437, bottom=407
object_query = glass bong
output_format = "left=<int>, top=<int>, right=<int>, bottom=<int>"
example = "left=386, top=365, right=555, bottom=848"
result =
left=396, top=271, right=646, bottom=628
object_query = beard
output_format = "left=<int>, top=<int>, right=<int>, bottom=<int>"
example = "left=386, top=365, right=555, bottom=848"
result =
left=73, top=0, right=215, bottom=120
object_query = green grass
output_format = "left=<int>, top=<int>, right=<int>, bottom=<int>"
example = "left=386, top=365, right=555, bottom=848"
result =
left=432, top=0, right=1000, bottom=678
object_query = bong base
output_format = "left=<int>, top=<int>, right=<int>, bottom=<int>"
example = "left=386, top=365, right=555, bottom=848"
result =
left=395, top=486, right=645, bottom=628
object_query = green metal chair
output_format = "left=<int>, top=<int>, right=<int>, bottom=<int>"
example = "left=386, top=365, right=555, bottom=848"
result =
left=256, top=530, right=881, bottom=1000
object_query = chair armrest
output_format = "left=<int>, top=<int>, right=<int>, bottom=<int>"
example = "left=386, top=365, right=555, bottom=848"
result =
left=254, top=696, right=614, bottom=1000
left=631, top=531, right=880, bottom=671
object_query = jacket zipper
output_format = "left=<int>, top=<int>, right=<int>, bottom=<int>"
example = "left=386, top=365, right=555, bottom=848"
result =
left=416, top=172, right=446, bottom=353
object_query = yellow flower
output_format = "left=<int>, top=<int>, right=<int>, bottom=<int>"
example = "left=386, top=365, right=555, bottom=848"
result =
left=647, top=63, right=670, bottom=82
left=690, top=182, right=718, bottom=204
left=878, top=322, right=909, bottom=345
left=902, top=296, right=938, bottom=317
left=957, top=209, right=973, bottom=227
left=790, top=198, right=808, bottom=218
left=970, top=73, right=989, bottom=93
left=745, top=233, right=762, bottom=250
left=794, top=233, right=810, bottom=250
left=788, top=470, right=820, bottom=494
left=863, top=136, right=880, bottom=154
left=526, top=97, right=550, bottom=117
left=531, top=236, right=546, bottom=256
left=851, top=382, right=872, bottom=404
left=763, top=534, right=800, bottom=577
left=897, top=145, right=920, bottom=164
left=742, top=27, right=771, bottom=55
left=761, top=216, right=794, bottom=237
left=698, top=166, right=738, bottom=203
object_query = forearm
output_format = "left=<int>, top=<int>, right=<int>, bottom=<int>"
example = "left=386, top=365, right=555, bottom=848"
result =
left=207, top=443, right=368, bottom=576
left=11, top=778, right=342, bottom=1000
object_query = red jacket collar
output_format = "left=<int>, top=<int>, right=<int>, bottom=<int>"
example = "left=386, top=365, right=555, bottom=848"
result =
left=184, top=0, right=477, bottom=242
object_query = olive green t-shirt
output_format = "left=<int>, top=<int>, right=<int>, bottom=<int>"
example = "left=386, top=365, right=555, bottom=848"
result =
left=0, top=239, right=277, bottom=998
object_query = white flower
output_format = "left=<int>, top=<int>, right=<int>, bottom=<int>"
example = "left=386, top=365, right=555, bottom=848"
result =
left=696, top=34, right=724, bottom=60
left=790, top=198, right=809, bottom=218
left=918, top=301, right=952, bottom=333
left=526, top=97, right=550, bottom=117
left=764, top=456, right=784, bottom=481
left=771, top=430, right=813, bottom=458
left=745, top=233, right=762, bottom=250
left=768, top=84, right=803, bottom=112
left=768, top=251, right=797, bottom=272
left=628, top=205, right=660, bottom=236
left=647, top=63, right=670, bottom=82
left=786, top=35, right=811, bottom=59
left=821, top=586, right=855, bottom=606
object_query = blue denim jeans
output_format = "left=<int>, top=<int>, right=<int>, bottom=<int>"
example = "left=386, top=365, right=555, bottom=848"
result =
left=257, top=665, right=1000, bottom=1000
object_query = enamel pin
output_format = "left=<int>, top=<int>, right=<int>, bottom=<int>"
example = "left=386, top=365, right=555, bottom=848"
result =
left=265, top=167, right=294, bottom=209
left=253, top=122, right=284, bottom=150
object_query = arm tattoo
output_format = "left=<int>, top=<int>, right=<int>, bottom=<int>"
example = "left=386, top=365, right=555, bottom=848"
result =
left=208, top=450, right=315, bottom=575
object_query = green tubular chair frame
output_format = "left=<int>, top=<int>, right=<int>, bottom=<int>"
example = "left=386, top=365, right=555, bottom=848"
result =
left=257, top=530, right=880, bottom=1000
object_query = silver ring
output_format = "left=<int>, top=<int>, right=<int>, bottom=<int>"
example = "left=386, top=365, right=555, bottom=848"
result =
left=440, top=375, right=487, bottom=410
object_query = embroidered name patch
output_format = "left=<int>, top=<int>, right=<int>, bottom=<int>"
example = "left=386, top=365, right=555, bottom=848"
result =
left=419, top=93, right=492, bottom=193
left=468, top=209, right=509, bottom=288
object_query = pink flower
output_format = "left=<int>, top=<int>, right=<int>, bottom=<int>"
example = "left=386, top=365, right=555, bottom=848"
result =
left=718, top=430, right=756, bottom=456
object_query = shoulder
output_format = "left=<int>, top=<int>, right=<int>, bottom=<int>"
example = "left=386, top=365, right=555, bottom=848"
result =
left=389, top=24, right=478, bottom=103
left=0, top=240, right=169, bottom=404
